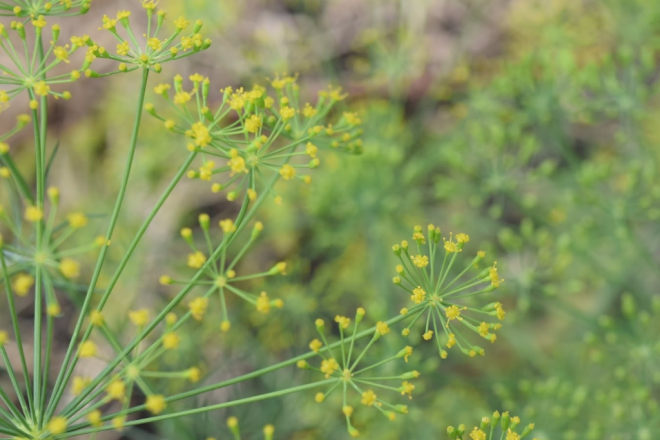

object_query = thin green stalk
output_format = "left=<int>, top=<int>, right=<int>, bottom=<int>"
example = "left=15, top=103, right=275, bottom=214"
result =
left=45, top=68, right=151, bottom=420
left=0, top=348, right=29, bottom=423
left=0, top=155, right=33, bottom=204
left=62, top=380, right=334, bottom=438
left=350, top=334, right=378, bottom=371
left=33, top=266, right=43, bottom=426
left=0, top=250, right=33, bottom=410
left=122, top=303, right=425, bottom=413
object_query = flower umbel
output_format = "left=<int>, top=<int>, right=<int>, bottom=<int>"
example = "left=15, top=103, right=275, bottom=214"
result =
left=393, top=225, right=504, bottom=358
left=303, top=308, right=419, bottom=436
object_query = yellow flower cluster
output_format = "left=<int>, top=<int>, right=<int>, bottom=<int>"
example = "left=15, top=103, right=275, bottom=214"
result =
left=301, top=308, right=418, bottom=437
left=160, top=215, right=285, bottom=332
left=447, top=411, right=537, bottom=440
left=148, top=74, right=363, bottom=203
left=90, top=6, right=210, bottom=76
left=393, top=224, right=505, bottom=358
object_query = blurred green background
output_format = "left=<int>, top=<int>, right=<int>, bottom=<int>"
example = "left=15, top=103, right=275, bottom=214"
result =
left=4, top=0, right=660, bottom=439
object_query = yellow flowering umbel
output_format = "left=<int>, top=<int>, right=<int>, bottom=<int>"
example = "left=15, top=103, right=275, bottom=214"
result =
left=148, top=74, right=362, bottom=202
left=0, top=17, right=83, bottom=105
left=0, top=189, right=101, bottom=315
left=89, top=6, right=210, bottom=76
left=447, top=411, right=536, bottom=440
left=301, top=308, right=419, bottom=437
left=160, top=216, right=285, bottom=331
left=393, top=225, right=505, bottom=358
left=1, top=0, right=91, bottom=17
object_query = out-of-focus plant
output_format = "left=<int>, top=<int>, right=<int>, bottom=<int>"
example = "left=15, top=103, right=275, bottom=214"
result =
left=0, top=1, right=521, bottom=440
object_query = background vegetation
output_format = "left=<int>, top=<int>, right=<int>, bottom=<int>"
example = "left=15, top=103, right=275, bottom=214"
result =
left=2, top=0, right=659, bottom=439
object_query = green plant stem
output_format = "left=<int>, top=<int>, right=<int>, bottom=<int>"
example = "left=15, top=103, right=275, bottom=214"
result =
left=0, top=348, right=28, bottom=424
left=149, top=304, right=423, bottom=408
left=44, top=68, right=150, bottom=420
left=0, top=155, right=33, bottom=204
left=62, top=140, right=308, bottom=417
left=0, top=250, right=32, bottom=413
left=63, top=379, right=335, bottom=438
left=33, top=265, right=43, bottom=426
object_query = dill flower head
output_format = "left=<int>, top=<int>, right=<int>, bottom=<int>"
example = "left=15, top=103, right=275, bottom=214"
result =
left=87, top=5, right=210, bottom=76
left=160, top=218, right=285, bottom=331
left=447, top=411, right=536, bottom=440
left=0, top=189, right=97, bottom=314
left=393, top=225, right=505, bottom=358
left=149, top=74, right=362, bottom=203
left=304, top=308, right=419, bottom=437
left=3, top=1, right=91, bottom=17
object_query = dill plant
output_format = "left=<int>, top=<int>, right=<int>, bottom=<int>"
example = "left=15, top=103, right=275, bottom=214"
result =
left=0, top=1, right=523, bottom=439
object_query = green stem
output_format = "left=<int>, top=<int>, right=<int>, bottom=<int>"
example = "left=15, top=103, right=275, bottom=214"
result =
left=0, top=155, right=33, bottom=204
left=63, top=380, right=334, bottom=438
left=44, top=68, right=150, bottom=421
left=0, top=250, right=33, bottom=412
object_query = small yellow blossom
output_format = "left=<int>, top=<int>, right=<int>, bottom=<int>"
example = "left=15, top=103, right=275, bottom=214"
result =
left=279, top=106, right=295, bottom=120
left=163, top=332, right=180, bottom=349
left=187, top=367, right=202, bottom=383
left=470, top=427, right=487, bottom=440
left=423, top=330, right=433, bottom=340
left=256, top=291, right=272, bottom=314
left=145, top=395, right=167, bottom=415
left=219, top=219, right=236, bottom=233
left=174, top=91, right=192, bottom=104
left=399, top=381, right=415, bottom=398
left=13, top=273, right=35, bottom=296
left=189, top=297, right=208, bottom=321
left=106, top=380, right=126, bottom=401
left=334, top=315, right=351, bottom=329
left=361, top=389, right=377, bottom=406
left=59, top=258, right=81, bottom=279
left=320, top=358, right=339, bottom=378
left=175, top=17, right=190, bottom=30
left=116, top=41, right=130, bottom=56
left=411, top=255, right=429, bottom=268
left=446, top=333, right=456, bottom=348
left=402, top=346, right=413, bottom=363
left=456, top=233, right=470, bottom=243
left=411, top=286, right=426, bottom=304
left=376, top=321, right=390, bottom=336
left=72, top=377, right=90, bottom=396
left=47, top=304, right=61, bottom=316
left=343, top=112, right=361, bottom=125
left=187, top=251, right=207, bottom=269
left=490, top=262, right=503, bottom=287
left=79, top=341, right=97, bottom=358
left=47, top=417, right=68, bottom=435
left=227, top=149, right=248, bottom=175
left=445, top=305, right=463, bottom=321
left=128, top=309, right=150, bottom=327
left=54, top=46, right=70, bottom=62
left=112, top=416, right=125, bottom=431
left=279, top=164, right=296, bottom=180
left=87, top=410, right=102, bottom=428
left=25, top=206, right=44, bottom=222
left=494, top=302, right=506, bottom=321
left=67, top=212, right=88, bottom=228
left=90, top=311, right=104, bottom=326
left=309, top=338, right=322, bottom=352
left=245, top=114, right=262, bottom=133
